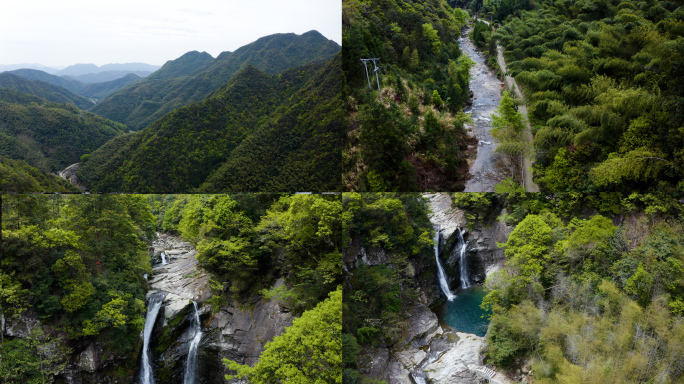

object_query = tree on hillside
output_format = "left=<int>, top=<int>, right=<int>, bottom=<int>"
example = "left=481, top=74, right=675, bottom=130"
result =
left=223, top=287, right=342, bottom=383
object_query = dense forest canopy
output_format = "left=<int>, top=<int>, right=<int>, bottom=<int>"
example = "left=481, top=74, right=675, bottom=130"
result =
left=0, top=157, right=79, bottom=192
left=475, top=0, right=684, bottom=193
left=0, top=88, right=126, bottom=173
left=342, top=193, right=436, bottom=382
left=78, top=55, right=343, bottom=193
left=90, top=31, right=340, bottom=132
left=0, top=73, right=93, bottom=110
left=343, top=0, right=477, bottom=191
left=1, top=193, right=344, bottom=383
left=448, top=191, right=684, bottom=383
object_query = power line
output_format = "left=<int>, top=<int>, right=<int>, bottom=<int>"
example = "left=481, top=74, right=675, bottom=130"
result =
left=360, top=58, right=381, bottom=94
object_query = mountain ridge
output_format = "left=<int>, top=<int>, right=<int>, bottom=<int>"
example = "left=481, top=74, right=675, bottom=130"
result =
left=89, top=31, right=340, bottom=131
left=0, top=73, right=93, bottom=109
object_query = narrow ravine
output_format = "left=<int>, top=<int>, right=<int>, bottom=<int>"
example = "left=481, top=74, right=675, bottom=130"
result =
left=139, top=234, right=211, bottom=383
left=461, top=25, right=506, bottom=192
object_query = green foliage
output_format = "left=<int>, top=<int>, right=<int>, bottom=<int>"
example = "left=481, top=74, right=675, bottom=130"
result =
left=1, top=194, right=153, bottom=354
left=482, top=202, right=684, bottom=383
left=343, top=193, right=433, bottom=366
left=0, top=73, right=92, bottom=109
left=0, top=157, right=79, bottom=192
left=163, top=194, right=341, bottom=311
left=91, top=31, right=339, bottom=131
left=82, top=55, right=343, bottom=192
left=343, top=0, right=476, bottom=191
left=0, top=88, right=126, bottom=173
left=224, top=287, right=342, bottom=384
left=488, top=0, right=684, bottom=192
left=0, top=328, right=72, bottom=384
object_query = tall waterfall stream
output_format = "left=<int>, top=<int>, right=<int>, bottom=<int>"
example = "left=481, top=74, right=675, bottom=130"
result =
left=140, top=293, right=164, bottom=384
left=434, top=227, right=455, bottom=301
left=183, top=301, right=202, bottom=384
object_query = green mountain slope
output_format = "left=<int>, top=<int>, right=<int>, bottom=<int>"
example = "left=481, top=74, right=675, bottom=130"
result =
left=79, top=57, right=339, bottom=192
left=0, top=73, right=93, bottom=109
left=79, top=73, right=142, bottom=100
left=68, top=70, right=151, bottom=84
left=90, top=31, right=340, bottom=131
left=199, top=54, right=343, bottom=192
left=0, top=156, right=79, bottom=192
left=7, top=68, right=85, bottom=93
left=145, top=51, right=214, bottom=80
left=477, top=0, right=684, bottom=192
left=0, top=89, right=126, bottom=172
left=342, top=0, right=476, bottom=191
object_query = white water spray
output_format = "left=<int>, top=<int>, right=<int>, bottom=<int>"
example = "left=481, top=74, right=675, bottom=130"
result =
left=140, top=294, right=164, bottom=384
left=434, top=227, right=455, bottom=301
left=458, top=229, right=470, bottom=289
left=160, top=252, right=167, bottom=265
left=184, top=301, right=202, bottom=384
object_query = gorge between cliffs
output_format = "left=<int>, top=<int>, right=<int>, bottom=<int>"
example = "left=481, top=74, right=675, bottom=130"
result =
left=343, top=193, right=515, bottom=384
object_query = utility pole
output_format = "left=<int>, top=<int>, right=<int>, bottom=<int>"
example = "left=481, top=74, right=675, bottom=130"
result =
left=360, top=58, right=381, bottom=94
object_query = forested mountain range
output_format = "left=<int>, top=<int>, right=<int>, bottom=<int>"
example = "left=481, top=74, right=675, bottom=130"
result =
left=77, top=54, right=342, bottom=192
left=67, top=70, right=152, bottom=84
left=78, top=73, right=143, bottom=100
left=0, top=30, right=341, bottom=193
left=0, top=73, right=93, bottom=109
left=7, top=68, right=86, bottom=93
left=0, top=157, right=79, bottom=192
left=0, top=87, right=125, bottom=172
left=473, top=0, right=684, bottom=193
left=90, top=31, right=340, bottom=131
left=342, top=0, right=476, bottom=191
left=55, top=62, right=160, bottom=77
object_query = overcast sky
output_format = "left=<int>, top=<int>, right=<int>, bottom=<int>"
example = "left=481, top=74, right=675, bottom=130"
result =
left=0, top=0, right=341, bottom=68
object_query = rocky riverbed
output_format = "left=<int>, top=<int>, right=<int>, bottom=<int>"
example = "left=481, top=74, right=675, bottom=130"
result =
left=355, top=194, right=516, bottom=383
left=460, top=25, right=508, bottom=192
left=1, top=234, right=295, bottom=384
left=145, top=234, right=294, bottom=384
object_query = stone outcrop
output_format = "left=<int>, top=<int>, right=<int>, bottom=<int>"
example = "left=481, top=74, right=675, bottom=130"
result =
left=357, top=193, right=516, bottom=383
left=144, top=234, right=294, bottom=384
left=58, top=162, right=88, bottom=191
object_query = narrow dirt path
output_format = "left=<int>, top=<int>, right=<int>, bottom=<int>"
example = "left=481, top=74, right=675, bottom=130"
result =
left=495, top=45, right=540, bottom=192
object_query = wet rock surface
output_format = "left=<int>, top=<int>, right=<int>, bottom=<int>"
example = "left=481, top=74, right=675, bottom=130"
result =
left=460, top=26, right=507, bottom=192
left=149, top=234, right=211, bottom=303
left=146, top=234, right=293, bottom=384
left=351, top=193, right=517, bottom=383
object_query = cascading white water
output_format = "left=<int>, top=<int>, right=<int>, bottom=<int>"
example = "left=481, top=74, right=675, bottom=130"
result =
left=183, top=301, right=202, bottom=384
left=160, top=252, right=167, bottom=265
left=458, top=229, right=470, bottom=289
left=140, top=294, right=164, bottom=384
left=434, top=227, right=455, bottom=301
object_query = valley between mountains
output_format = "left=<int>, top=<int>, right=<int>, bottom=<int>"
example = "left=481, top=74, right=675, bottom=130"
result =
left=0, top=31, right=341, bottom=192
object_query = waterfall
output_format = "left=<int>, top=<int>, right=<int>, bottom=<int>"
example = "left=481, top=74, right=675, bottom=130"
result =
left=160, top=252, right=167, bottom=265
left=458, top=229, right=470, bottom=289
left=183, top=301, right=202, bottom=384
left=434, top=227, right=455, bottom=301
left=140, top=294, right=164, bottom=384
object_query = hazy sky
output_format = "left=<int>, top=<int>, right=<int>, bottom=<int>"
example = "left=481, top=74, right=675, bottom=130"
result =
left=0, top=0, right=341, bottom=68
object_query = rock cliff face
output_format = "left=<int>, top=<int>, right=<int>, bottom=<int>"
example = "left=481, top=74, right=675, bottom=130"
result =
left=426, top=193, right=512, bottom=291
left=355, top=194, right=515, bottom=384
left=145, top=234, right=293, bottom=384
left=2, top=234, right=294, bottom=384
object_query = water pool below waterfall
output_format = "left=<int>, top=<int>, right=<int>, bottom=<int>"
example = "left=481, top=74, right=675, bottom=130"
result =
left=436, top=286, right=491, bottom=337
